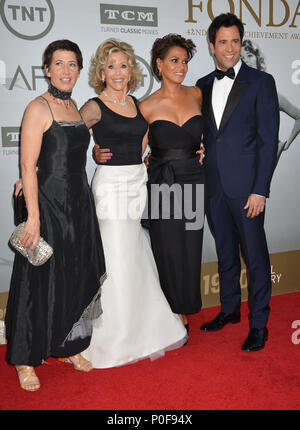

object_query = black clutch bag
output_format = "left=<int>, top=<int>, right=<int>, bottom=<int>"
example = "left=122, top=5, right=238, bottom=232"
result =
left=13, top=187, right=27, bottom=226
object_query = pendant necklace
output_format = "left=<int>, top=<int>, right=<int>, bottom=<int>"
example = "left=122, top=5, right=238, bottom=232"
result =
left=103, top=90, right=128, bottom=107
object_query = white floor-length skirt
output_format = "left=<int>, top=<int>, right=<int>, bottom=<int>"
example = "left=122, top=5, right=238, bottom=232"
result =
left=82, top=163, right=187, bottom=368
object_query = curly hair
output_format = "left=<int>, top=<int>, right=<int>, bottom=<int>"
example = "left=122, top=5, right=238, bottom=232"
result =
left=89, top=38, right=143, bottom=94
left=241, top=39, right=266, bottom=71
left=151, top=34, right=196, bottom=81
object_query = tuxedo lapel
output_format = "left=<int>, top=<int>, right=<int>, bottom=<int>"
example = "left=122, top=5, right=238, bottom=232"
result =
left=203, top=79, right=218, bottom=133
left=218, top=63, right=249, bottom=132
left=218, top=80, right=249, bottom=131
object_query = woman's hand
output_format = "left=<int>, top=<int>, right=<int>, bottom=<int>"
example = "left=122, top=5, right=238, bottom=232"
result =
left=20, top=217, right=40, bottom=251
left=93, top=144, right=112, bottom=163
left=196, top=143, right=205, bottom=165
left=14, top=179, right=23, bottom=196
left=143, top=149, right=151, bottom=168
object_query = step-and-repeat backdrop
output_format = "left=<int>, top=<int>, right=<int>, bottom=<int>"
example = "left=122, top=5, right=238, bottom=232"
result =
left=1, top=0, right=300, bottom=319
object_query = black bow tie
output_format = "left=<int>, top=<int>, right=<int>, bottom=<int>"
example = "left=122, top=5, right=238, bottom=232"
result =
left=215, top=67, right=235, bottom=80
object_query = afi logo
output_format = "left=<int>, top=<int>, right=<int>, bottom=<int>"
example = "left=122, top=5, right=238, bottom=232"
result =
left=134, top=56, right=160, bottom=101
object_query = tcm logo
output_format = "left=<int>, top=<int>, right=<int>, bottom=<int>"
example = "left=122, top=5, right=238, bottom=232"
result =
left=1, top=127, right=21, bottom=147
left=100, top=3, right=158, bottom=27
left=0, top=0, right=55, bottom=40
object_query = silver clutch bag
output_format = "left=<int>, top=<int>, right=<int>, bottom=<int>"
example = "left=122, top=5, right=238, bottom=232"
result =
left=9, top=222, right=53, bottom=266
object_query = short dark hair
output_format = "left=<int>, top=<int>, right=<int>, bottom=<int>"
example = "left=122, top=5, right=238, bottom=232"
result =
left=208, top=13, right=244, bottom=45
left=151, top=33, right=196, bottom=81
left=43, top=39, right=83, bottom=70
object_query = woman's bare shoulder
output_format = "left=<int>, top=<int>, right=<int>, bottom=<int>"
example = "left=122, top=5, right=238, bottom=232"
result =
left=140, top=89, right=162, bottom=107
left=23, top=95, right=52, bottom=123
left=185, top=85, right=202, bottom=99
left=139, top=90, right=162, bottom=116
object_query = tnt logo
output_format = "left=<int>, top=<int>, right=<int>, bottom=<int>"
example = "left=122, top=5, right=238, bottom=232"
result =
left=0, top=0, right=55, bottom=40
left=1, top=127, right=21, bottom=147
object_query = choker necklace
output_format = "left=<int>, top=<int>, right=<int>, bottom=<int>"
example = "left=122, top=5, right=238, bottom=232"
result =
left=48, top=83, right=72, bottom=100
left=103, top=90, right=128, bottom=107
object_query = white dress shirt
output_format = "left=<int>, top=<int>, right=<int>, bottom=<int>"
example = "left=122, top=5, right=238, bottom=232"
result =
left=211, top=59, right=265, bottom=199
left=212, top=59, right=242, bottom=129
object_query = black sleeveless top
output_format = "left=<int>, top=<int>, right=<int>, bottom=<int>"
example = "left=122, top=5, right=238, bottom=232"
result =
left=91, top=96, right=148, bottom=166
left=37, top=97, right=90, bottom=176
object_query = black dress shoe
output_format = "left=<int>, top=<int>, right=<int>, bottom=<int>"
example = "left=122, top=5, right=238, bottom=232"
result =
left=241, top=328, right=268, bottom=351
left=200, top=311, right=241, bottom=332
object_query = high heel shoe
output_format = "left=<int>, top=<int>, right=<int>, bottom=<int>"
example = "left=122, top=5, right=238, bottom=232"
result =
left=183, top=323, right=189, bottom=346
left=58, top=354, right=93, bottom=372
left=15, top=365, right=40, bottom=392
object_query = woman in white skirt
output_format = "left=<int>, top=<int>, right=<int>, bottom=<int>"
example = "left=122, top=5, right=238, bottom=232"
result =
left=79, top=39, right=187, bottom=369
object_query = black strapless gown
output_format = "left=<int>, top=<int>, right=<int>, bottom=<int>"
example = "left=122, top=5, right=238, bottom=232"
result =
left=5, top=118, right=106, bottom=366
left=145, top=116, right=205, bottom=314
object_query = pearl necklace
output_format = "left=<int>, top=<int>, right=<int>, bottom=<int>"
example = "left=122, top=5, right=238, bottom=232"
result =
left=103, top=90, right=128, bottom=107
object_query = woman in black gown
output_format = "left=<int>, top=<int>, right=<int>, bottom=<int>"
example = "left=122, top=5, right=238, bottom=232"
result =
left=5, top=40, right=106, bottom=391
left=139, top=34, right=205, bottom=332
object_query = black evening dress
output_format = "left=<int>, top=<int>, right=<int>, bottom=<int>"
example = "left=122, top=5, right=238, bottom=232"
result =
left=145, top=115, right=205, bottom=314
left=5, top=98, right=106, bottom=366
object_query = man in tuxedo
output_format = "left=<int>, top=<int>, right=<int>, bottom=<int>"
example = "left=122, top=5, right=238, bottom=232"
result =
left=196, top=13, right=279, bottom=351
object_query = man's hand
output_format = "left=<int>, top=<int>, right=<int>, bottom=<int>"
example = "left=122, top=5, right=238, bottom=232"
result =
left=244, top=194, right=266, bottom=218
left=93, top=145, right=112, bottom=163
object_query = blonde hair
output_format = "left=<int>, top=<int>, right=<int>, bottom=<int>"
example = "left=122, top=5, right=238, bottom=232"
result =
left=89, top=38, right=142, bottom=94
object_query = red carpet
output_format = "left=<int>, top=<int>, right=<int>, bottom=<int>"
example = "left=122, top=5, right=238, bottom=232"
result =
left=1, top=292, right=300, bottom=411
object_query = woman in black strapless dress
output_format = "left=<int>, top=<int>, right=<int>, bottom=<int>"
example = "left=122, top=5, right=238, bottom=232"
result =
left=140, top=34, right=205, bottom=332
left=5, top=40, right=106, bottom=391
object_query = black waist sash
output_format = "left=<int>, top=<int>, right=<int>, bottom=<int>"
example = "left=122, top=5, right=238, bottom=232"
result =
left=148, top=147, right=196, bottom=185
